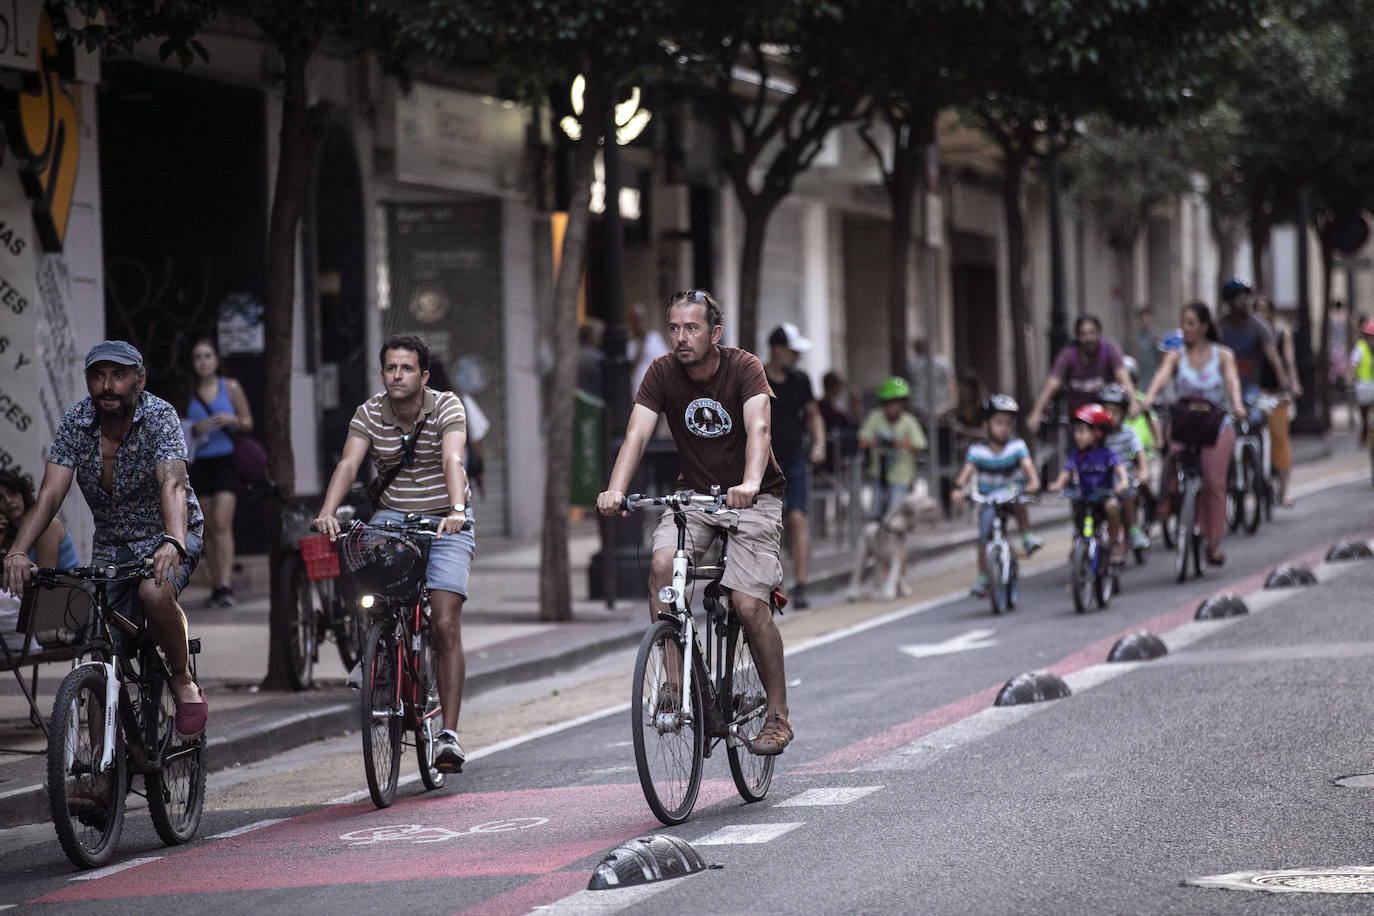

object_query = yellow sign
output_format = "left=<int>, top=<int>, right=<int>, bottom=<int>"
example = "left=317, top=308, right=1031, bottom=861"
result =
left=5, top=6, right=79, bottom=251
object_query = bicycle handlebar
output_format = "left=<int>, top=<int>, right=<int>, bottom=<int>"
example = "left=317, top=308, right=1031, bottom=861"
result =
left=29, top=558, right=154, bottom=585
left=969, top=487, right=1036, bottom=506
left=620, top=489, right=754, bottom=514
left=311, top=513, right=471, bottom=535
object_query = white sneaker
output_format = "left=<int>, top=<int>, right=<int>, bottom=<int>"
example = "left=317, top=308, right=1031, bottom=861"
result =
left=434, top=730, right=465, bottom=773
left=346, top=663, right=361, bottom=690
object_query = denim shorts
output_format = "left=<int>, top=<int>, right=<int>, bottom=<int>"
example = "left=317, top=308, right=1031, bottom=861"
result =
left=370, top=508, right=476, bottom=598
left=780, top=455, right=810, bottom=514
left=977, top=505, right=998, bottom=544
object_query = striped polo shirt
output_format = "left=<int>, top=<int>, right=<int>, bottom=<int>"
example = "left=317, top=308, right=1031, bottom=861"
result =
left=348, top=387, right=468, bottom=514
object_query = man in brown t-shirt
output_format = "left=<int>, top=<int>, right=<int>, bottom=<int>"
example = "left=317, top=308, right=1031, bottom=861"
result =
left=597, top=289, right=794, bottom=756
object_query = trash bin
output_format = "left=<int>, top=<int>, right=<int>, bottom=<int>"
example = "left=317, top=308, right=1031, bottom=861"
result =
left=572, top=389, right=605, bottom=507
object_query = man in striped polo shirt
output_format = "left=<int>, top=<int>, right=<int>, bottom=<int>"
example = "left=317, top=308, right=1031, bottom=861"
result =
left=315, top=334, right=475, bottom=773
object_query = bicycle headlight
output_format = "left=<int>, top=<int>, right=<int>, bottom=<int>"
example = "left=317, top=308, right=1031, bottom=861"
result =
left=657, top=586, right=680, bottom=605
left=360, top=594, right=376, bottom=609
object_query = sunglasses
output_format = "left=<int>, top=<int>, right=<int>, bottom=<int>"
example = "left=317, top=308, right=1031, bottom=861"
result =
left=671, top=289, right=711, bottom=306
left=400, top=431, right=419, bottom=467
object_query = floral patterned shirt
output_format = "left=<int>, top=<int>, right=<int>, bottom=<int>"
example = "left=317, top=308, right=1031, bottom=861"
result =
left=48, top=392, right=204, bottom=563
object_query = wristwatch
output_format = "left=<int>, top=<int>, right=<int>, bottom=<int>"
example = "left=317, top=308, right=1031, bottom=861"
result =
left=450, top=503, right=466, bottom=514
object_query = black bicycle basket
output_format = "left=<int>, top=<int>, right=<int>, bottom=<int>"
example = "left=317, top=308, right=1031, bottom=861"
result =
left=338, top=527, right=430, bottom=599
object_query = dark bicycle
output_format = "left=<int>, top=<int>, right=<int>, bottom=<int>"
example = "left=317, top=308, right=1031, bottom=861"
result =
left=1062, top=491, right=1120, bottom=613
left=621, top=488, right=776, bottom=826
left=327, top=515, right=464, bottom=809
left=28, top=561, right=207, bottom=869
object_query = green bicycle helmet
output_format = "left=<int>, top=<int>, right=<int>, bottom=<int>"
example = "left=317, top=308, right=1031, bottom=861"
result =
left=877, top=376, right=910, bottom=402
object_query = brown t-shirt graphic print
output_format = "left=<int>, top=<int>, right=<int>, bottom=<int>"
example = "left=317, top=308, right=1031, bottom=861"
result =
left=635, top=345, right=786, bottom=498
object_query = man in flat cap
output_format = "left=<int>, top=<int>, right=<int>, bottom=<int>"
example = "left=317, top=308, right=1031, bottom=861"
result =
left=3, top=340, right=208, bottom=738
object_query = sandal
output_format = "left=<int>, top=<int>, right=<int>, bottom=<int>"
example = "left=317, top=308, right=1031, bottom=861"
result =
left=1206, top=550, right=1226, bottom=567
left=656, top=681, right=681, bottom=714
left=749, top=712, right=793, bottom=756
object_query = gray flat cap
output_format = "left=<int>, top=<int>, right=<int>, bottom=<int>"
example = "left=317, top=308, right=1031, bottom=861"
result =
left=85, top=340, right=144, bottom=369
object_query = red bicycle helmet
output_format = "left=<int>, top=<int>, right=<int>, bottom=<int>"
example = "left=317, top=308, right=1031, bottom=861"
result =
left=1073, top=403, right=1113, bottom=434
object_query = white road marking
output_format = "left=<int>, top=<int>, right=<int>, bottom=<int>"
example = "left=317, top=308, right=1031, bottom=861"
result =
left=693, top=822, right=803, bottom=845
left=899, top=628, right=997, bottom=659
left=69, top=856, right=162, bottom=881
left=0, top=783, right=42, bottom=802
left=532, top=881, right=681, bottom=913
left=209, top=818, right=286, bottom=839
left=860, top=705, right=1039, bottom=772
left=775, top=786, right=883, bottom=807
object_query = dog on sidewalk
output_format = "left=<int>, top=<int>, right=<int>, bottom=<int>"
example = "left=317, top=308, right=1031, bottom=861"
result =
left=848, top=480, right=941, bottom=600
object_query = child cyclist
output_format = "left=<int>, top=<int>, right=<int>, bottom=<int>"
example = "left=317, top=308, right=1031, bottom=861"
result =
left=951, top=394, right=1042, bottom=597
left=1097, top=383, right=1151, bottom=551
left=857, top=376, right=927, bottom=518
left=1047, top=404, right=1131, bottom=563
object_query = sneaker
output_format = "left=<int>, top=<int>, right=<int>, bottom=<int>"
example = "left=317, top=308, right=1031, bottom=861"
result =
left=1022, top=533, right=1044, bottom=555
left=216, top=586, right=236, bottom=608
left=202, top=586, right=226, bottom=609
left=1129, top=526, right=1150, bottom=550
left=970, top=574, right=990, bottom=598
left=346, top=663, right=362, bottom=690
left=792, top=582, right=809, bottom=610
left=434, top=730, right=465, bottom=773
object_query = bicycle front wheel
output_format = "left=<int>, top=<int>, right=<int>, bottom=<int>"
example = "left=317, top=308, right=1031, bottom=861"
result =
left=361, top=619, right=403, bottom=808
left=986, top=542, right=1009, bottom=616
left=1070, top=540, right=1093, bottom=614
left=413, top=613, right=445, bottom=792
left=1241, top=448, right=1262, bottom=534
left=631, top=619, right=703, bottom=825
left=725, top=617, right=773, bottom=803
left=146, top=676, right=207, bottom=845
left=1176, top=480, right=1199, bottom=583
left=279, top=552, right=316, bottom=691
left=48, top=664, right=126, bottom=869
left=1094, top=541, right=1116, bottom=609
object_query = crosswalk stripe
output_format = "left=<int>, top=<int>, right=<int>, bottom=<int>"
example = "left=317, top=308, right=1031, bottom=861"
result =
left=693, top=822, right=803, bottom=845
left=776, top=786, right=883, bottom=807
left=69, top=856, right=162, bottom=881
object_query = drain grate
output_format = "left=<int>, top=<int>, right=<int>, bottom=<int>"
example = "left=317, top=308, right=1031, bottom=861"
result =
left=1190, top=867, right=1374, bottom=894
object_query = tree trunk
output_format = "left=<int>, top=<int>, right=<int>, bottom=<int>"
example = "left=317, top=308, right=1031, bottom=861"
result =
left=1001, top=148, right=1034, bottom=421
left=736, top=203, right=768, bottom=353
left=261, top=44, right=317, bottom=691
left=538, top=74, right=602, bottom=622
left=1115, top=243, right=1137, bottom=338
left=886, top=122, right=916, bottom=379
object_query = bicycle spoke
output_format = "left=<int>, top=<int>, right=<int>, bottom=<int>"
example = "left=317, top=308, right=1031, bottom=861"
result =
left=632, top=620, right=703, bottom=825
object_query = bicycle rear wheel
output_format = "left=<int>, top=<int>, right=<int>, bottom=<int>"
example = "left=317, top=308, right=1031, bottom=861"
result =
left=1070, top=540, right=1094, bottom=614
left=332, top=583, right=364, bottom=673
left=48, top=664, right=126, bottom=869
left=1225, top=459, right=1241, bottom=532
left=413, top=612, right=445, bottom=792
left=725, top=617, right=773, bottom=803
left=361, top=619, right=403, bottom=808
left=631, top=619, right=703, bottom=825
left=279, top=552, right=316, bottom=691
left=146, top=675, right=207, bottom=845
left=986, top=542, right=1009, bottom=615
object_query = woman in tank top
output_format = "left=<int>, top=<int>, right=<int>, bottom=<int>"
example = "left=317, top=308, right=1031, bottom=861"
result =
left=1139, top=302, right=1243, bottom=567
left=186, top=338, right=254, bottom=608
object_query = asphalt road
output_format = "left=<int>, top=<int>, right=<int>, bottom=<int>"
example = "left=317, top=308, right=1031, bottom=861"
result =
left=4, top=468, right=1374, bottom=914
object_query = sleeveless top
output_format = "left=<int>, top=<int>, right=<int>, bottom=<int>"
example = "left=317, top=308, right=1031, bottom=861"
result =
left=27, top=525, right=80, bottom=568
left=186, top=378, right=235, bottom=459
left=1175, top=344, right=1232, bottom=432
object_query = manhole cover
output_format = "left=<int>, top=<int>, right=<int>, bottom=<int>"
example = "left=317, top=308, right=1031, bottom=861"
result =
left=1190, top=867, right=1374, bottom=894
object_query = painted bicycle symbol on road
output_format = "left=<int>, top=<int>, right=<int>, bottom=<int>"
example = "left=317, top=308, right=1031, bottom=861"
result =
left=340, top=818, right=549, bottom=846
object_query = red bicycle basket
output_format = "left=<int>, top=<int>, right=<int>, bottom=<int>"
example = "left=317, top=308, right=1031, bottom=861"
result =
left=300, top=534, right=340, bottom=581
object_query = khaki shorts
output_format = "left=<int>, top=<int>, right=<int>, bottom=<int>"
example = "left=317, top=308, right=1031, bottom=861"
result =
left=651, top=493, right=784, bottom=604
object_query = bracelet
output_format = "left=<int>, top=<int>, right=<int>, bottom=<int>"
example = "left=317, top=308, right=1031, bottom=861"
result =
left=159, top=534, right=190, bottom=563
left=5, top=551, right=27, bottom=560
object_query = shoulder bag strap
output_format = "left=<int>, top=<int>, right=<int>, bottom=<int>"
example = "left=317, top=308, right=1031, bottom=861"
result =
left=372, top=413, right=426, bottom=500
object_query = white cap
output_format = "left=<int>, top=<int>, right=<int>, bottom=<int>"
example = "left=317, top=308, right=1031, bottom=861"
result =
left=767, top=321, right=812, bottom=353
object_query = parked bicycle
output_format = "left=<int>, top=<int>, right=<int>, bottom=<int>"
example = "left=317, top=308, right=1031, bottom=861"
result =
left=621, top=488, right=775, bottom=826
left=969, top=486, right=1035, bottom=616
left=280, top=502, right=366, bottom=690
left=32, top=561, right=206, bottom=869
left=1062, top=492, right=1120, bottom=613
left=324, top=515, right=459, bottom=809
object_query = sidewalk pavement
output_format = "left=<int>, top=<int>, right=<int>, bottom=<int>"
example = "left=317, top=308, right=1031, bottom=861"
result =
left=0, top=429, right=1352, bottom=828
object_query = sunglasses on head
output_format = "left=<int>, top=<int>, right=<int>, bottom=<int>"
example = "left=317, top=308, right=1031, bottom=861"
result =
left=671, top=289, right=710, bottom=306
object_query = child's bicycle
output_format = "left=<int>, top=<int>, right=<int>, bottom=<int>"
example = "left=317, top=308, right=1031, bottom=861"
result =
left=969, top=486, right=1035, bottom=616
left=620, top=487, right=777, bottom=826
left=30, top=560, right=207, bottom=869
left=1062, top=491, right=1121, bottom=613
